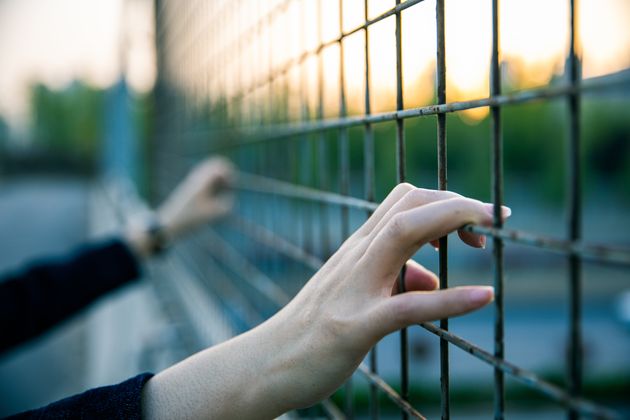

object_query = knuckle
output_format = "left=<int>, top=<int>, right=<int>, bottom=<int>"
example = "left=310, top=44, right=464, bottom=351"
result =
left=447, top=196, right=471, bottom=207
left=347, top=237, right=368, bottom=261
left=404, top=187, right=427, bottom=204
left=405, top=188, right=461, bottom=205
left=393, top=182, right=414, bottom=195
left=338, top=233, right=359, bottom=254
left=441, top=190, right=462, bottom=200
left=386, top=212, right=408, bottom=240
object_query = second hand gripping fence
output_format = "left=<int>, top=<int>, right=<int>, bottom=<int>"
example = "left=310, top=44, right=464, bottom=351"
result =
left=151, top=0, right=630, bottom=418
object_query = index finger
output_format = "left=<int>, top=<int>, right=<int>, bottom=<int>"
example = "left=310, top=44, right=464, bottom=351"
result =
left=360, top=197, right=505, bottom=280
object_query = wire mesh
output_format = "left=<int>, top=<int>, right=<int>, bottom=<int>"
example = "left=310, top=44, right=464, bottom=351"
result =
left=152, top=0, right=630, bottom=418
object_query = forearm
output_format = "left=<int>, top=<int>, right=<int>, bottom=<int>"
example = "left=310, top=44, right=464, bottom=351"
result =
left=142, top=315, right=305, bottom=419
left=141, top=299, right=357, bottom=420
left=0, top=239, right=140, bottom=353
left=140, top=186, right=504, bottom=419
left=124, top=158, right=235, bottom=262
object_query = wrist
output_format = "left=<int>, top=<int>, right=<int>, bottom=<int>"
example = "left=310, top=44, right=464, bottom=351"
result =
left=155, top=205, right=187, bottom=242
left=142, top=297, right=359, bottom=419
left=145, top=218, right=171, bottom=255
left=124, top=216, right=173, bottom=260
left=246, top=304, right=360, bottom=413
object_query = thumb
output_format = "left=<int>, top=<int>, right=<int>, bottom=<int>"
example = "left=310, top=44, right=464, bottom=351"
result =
left=376, top=286, right=494, bottom=335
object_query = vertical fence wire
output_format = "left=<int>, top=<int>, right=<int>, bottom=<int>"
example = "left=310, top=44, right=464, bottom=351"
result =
left=338, top=0, right=350, bottom=269
left=566, top=1, right=583, bottom=419
left=300, top=4, right=314, bottom=257
left=262, top=6, right=271, bottom=287
left=490, top=0, right=505, bottom=418
left=151, top=1, right=630, bottom=418
left=338, top=1, right=353, bottom=417
left=394, top=2, right=409, bottom=419
left=317, top=0, right=330, bottom=261
left=435, top=1, right=449, bottom=419
left=363, top=1, right=378, bottom=419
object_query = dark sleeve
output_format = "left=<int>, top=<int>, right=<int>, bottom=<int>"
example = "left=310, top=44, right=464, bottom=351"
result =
left=5, top=372, right=154, bottom=420
left=0, top=239, right=141, bottom=354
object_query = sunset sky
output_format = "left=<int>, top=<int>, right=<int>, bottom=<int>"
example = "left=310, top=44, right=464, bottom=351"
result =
left=0, top=0, right=629, bottom=134
left=0, top=0, right=155, bottom=135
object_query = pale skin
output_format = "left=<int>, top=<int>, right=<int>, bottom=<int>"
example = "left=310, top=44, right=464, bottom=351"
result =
left=125, top=157, right=235, bottom=260
left=140, top=180, right=512, bottom=419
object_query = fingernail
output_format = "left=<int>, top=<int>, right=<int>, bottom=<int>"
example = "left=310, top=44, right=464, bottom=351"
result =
left=483, top=203, right=512, bottom=218
left=479, top=235, right=486, bottom=249
left=469, top=286, right=494, bottom=305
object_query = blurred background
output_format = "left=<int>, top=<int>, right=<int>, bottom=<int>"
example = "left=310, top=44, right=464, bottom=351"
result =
left=0, top=0, right=629, bottom=418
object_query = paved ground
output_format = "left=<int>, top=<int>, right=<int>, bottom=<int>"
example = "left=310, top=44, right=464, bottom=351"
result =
left=0, top=176, right=89, bottom=416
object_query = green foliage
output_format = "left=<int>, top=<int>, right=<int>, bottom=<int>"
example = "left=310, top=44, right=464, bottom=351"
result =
left=326, top=370, right=630, bottom=416
left=341, top=97, right=630, bottom=205
left=0, top=115, right=7, bottom=141
left=30, top=81, right=105, bottom=170
left=130, top=91, right=154, bottom=194
left=0, top=114, right=8, bottom=151
left=0, top=115, right=7, bottom=166
left=178, top=91, right=630, bottom=206
left=582, top=98, right=630, bottom=200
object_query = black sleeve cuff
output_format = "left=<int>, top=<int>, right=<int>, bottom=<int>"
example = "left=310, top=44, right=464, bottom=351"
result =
left=6, top=372, right=154, bottom=419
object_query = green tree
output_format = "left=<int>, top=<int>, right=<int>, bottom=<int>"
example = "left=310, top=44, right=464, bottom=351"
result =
left=30, top=81, right=105, bottom=170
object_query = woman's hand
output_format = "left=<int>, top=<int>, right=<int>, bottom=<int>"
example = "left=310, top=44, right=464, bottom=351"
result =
left=125, top=158, right=235, bottom=259
left=142, top=183, right=511, bottom=419
left=268, top=183, right=511, bottom=408
left=157, top=157, right=235, bottom=239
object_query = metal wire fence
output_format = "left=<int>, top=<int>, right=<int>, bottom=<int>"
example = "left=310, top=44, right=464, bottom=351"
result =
left=151, top=0, right=630, bottom=418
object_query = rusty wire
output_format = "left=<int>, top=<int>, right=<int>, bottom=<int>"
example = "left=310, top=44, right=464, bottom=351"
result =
left=153, top=0, right=628, bottom=418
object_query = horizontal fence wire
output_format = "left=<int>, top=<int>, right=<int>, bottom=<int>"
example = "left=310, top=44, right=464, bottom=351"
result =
left=201, top=223, right=428, bottom=419
left=233, top=171, right=630, bottom=266
left=154, top=0, right=629, bottom=418
left=416, top=323, right=619, bottom=420
left=356, top=364, right=426, bottom=420
left=221, top=0, right=428, bottom=104
left=219, top=214, right=621, bottom=419
left=174, top=240, right=346, bottom=418
left=185, top=72, right=630, bottom=150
